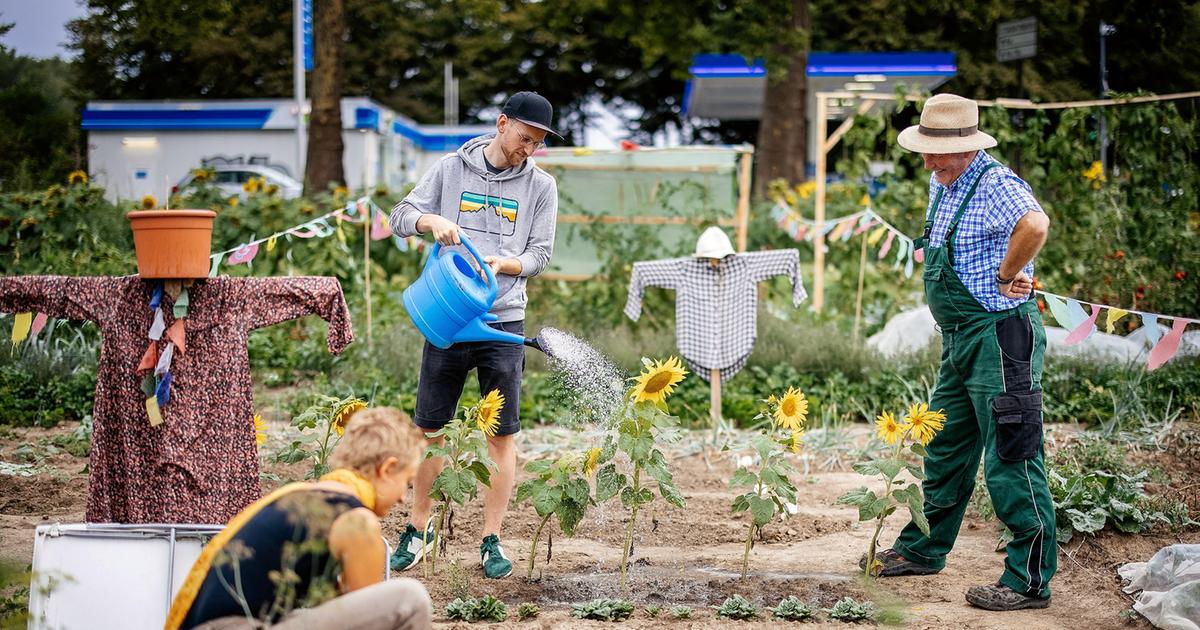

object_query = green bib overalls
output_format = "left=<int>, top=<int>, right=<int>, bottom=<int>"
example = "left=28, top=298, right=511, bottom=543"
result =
left=893, top=164, right=1057, bottom=598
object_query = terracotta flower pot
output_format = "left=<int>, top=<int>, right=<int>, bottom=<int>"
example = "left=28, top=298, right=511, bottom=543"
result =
left=127, top=210, right=217, bottom=279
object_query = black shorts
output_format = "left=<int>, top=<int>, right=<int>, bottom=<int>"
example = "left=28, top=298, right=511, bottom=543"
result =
left=414, top=320, right=524, bottom=436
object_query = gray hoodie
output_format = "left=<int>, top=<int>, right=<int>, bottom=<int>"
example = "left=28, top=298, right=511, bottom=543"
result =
left=390, top=134, right=558, bottom=322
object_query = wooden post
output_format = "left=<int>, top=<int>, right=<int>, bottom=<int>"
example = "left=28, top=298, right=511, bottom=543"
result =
left=853, top=225, right=869, bottom=342
left=364, top=207, right=372, bottom=349
left=734, top=150, right=753, bottom=252
left=710, top=368, right=722, bottom=439
left=813, top=94, right=828, bottom=312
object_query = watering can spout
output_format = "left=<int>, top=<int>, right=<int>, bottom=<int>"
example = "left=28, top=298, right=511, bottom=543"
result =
left=450, top=317, right=527, bottom=346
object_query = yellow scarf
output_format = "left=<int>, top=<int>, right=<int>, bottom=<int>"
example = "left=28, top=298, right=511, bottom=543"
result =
left=163, top=469, right=376, bottom=630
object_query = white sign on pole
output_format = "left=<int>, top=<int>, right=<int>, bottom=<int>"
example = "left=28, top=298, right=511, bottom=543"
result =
left=997, top=17, right=1037, bottom=62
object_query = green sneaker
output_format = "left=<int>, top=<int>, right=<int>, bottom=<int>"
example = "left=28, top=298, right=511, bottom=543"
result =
left=390, top=522, right=434, bottom=571
left=480, top=534, right=513, bottom=579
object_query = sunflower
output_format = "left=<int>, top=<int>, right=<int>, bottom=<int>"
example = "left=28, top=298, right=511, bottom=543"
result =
left=787, top=429, right=805, bottom=453
left=902, top=402, right=946, bottom=446
left=476, top=389, right=505, bottom=437
left=332, top=399, right=367, bottom=436
left=243, top=177, right=262, bottom=193
left=583, top=447, right=602, bottom=476
left=629, top=356, right=687, bottom=404
left=67, top=170, right=88, bottom=185
left=140, top=194, right=158, bottom=210
left=875, top=410, right=904, bottom=445
left=772, top=387, right=809, bottom=431
left=253, top=413, right=267, bottom=446
left=228, top=196, right=239, bottom=208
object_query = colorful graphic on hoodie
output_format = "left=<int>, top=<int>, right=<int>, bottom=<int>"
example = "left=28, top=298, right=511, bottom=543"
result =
left=458, top=192, right=519, bottom=236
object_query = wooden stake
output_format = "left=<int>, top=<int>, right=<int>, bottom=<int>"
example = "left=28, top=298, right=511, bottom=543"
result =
left=364, top=208, right=372, bottom=349
left=710, top=368, right=722, bottom=440
left=813, top=94, right=828, bottom=312
left=734, top=150, right=753, bottom=252
left=853, top=225, right=869, bottom=342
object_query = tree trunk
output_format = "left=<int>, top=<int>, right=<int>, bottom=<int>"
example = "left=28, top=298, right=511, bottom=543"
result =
left=304, top=0, right=346, bottom=192
left=753, top=0, right=809, bottom=198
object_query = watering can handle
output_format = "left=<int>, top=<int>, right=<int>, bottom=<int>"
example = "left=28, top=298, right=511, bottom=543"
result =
left=427, top=233, right=498, bottom=304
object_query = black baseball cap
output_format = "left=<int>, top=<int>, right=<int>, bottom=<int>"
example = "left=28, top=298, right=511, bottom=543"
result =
left=501, top=91, right=562, bottom=139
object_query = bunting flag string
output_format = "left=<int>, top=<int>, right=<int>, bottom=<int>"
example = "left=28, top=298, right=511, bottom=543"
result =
left=771, top=200, right=917, bottom=277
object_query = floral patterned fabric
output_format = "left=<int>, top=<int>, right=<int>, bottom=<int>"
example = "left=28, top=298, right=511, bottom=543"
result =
left=0, top=275, right=353, bottom=523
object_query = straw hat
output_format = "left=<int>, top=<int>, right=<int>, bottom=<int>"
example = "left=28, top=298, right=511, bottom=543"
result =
left=694, top=226, right=735, bottom=259
left=897, top=93, right=997, bottom=154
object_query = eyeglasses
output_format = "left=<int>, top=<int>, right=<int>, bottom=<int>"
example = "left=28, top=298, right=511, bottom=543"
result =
left=509, top=126, right=544, bottom=151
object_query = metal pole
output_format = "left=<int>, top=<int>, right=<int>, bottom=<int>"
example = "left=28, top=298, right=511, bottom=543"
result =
left=294, top=0, right=306, bottom=180
left=1099, top=21, right=1116, bottom=175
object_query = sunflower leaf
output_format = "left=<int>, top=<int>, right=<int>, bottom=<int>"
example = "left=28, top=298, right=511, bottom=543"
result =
left=596, top=463, right=625, bottom=502
left=730, top=467, right=758, bottom=488
left=658, top=480, right=686, bottom=508
left=748, top=495, right=776, bottom=526
left=467, top=460, right=492, bottom=488
left=910, top=442, right=928, bottom=457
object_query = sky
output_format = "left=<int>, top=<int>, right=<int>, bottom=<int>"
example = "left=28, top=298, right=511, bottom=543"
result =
left=0, top=0, right=641, bottom=148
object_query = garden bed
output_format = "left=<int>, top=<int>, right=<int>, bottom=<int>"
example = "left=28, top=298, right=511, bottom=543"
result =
left=3, top=421, right=1192, bottom=628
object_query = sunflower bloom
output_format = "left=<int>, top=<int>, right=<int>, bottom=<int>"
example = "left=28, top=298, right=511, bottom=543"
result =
left=629, top=356, right=687, bottom=405
left=140, top=194, right=157, bottom=210
left=67, top=170, right=88, bottom=185
left=228, top=196, right=239, bottom=207
left=253, top=413, right=267, bottom=446
left=243, top=177, right=262, bottom=193
left=332, top=399, right=367, bottom=436
left=788, top=429, right=805, bottom=453
left=773, top=387, right=809, bottom=431
left=583, top=447, right=601, bottom=476
left=902, top=402, right=946, bottom=445
left=476, top=389, right=505, bottom=437
left=875, top=410, right=904, bottom=445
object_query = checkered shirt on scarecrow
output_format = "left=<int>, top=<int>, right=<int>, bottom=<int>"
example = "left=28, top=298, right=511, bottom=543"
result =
left=624, top=250, right=807, bottom=382
left=926, top=150, right=1045, bottom=312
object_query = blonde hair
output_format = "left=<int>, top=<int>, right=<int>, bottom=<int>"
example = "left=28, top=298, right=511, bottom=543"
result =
left=328, top=407, right=424, bottom=476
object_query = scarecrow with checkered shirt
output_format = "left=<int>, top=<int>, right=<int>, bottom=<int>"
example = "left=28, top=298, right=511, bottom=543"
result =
left=865, top=93, right=1057, bottom=612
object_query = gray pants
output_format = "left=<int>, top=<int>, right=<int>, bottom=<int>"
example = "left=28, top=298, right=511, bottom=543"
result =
left=192, top=578, right=432, bottom=630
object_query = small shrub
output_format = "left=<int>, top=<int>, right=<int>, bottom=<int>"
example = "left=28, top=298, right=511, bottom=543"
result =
left=571, top=598, right=634, bottom=622
left=669, top=605, right=693, bottom=619
left=445, top=560, right=472, bottom=601
left=516, top=602, right=540, bottom=620
left=771, top=596, right=816, bottom=621
left=715, top=595, right=758, bottom=620
left=445, top=595, right=508, bottom=623
left=644, top=605, right=661, bottom=618
left=827, top=597, right=876, bottom=622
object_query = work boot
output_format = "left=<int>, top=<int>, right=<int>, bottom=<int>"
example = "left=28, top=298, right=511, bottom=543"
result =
left=965, top=582, right=1051, bottom=611
left=390, top=521, right=435, bottom=571
left=480, top=534, right=513, bottom=579
left=857, top=549, right=941, bottom=577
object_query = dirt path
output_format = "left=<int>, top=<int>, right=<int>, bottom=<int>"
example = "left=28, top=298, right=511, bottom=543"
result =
left=1, top=423, right=1189, bottom=629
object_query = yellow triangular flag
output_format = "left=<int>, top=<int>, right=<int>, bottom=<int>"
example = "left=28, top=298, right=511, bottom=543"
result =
left=860, top=194, right=870, bottom=207
left=867, top=225, right=888, bottom=246
left=266, top=235, right=277, bottom=252
left=1105, top=308, right=1129, bottom=334
left=146, top=396, right=164, bottom=427
left=11, top=312, right=32, bottom=346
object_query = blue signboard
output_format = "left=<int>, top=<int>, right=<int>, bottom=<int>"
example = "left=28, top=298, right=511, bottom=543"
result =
left=303, top=0, right=313, bottom=71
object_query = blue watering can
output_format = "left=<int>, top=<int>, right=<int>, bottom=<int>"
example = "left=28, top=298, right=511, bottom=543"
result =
left=402, top=233, right=544, bottom=351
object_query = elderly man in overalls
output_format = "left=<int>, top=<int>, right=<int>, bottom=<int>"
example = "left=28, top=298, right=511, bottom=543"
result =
left=865, top=94, right=1055, bottom=612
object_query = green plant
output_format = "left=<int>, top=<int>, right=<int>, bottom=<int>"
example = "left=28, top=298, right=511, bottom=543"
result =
left=595, top=357, right=688, bottom=594
left=571, top=598, right=634, bottom=622
left=445, top=560, right=472, bottom=601
left=770, top=596, right=816, bottom=621
left=272, top=395, right=366, bottom=479
left=827, top=597, right=876, bottom=622
left=0, top=560, right=30, bottom=628
left=445, top=595, right=508, bottom=623
left=517, top=602, right=540, bottom=620
left=731, top=388, right=806, bottom=579
left=714, top=594, right=758, bottom=620
left=514, top=449, right=598, bottom=578
left=669, top=605, right=693, bottom=619
left=644, top=605, right=661, bottom=618
left=422, top=391, right=500, bottom=575
left=837, top=402, right=945, bottom=578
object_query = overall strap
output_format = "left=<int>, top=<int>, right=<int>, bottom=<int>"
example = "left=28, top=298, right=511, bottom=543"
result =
left=946, top=163, right=1002, bottom=266
left=914, top=187, right=946, bottom=251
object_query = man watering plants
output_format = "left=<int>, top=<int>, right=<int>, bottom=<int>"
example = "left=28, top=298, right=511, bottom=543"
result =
left=863, top=93, right=1055, bottom=612
left=388, top=91, right=559, bottom=579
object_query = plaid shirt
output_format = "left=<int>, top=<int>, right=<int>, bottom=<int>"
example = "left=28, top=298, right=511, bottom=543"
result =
left=926, top=151, right=1044, bottom=312
left=624, top=250, right=807, bottom=382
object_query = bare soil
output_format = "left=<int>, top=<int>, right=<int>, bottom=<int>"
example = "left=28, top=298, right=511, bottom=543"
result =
left=2, top=421, right=1196, bottom=629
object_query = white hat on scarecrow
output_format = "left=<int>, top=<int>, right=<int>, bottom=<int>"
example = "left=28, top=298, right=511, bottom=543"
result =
left=897, top=93, right=997, bottom=154
left=694, top=226, right=735, bottom=259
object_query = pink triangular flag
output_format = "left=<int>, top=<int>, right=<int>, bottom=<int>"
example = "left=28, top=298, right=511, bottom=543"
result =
left=914, top=248, right=925, bottom=263
left=166, top=319, right=186, bottom=354
left=227, top=242, right=259, bottom=265
left=371, top=209, right=392, bottom=240
left=31, top=313, right=48, bottom=336
left=1064, top=303, right=1101, bottom=345
left=1147, top=318, right=1189, bottom=371
left=877, top=231, right=896, bottom=259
